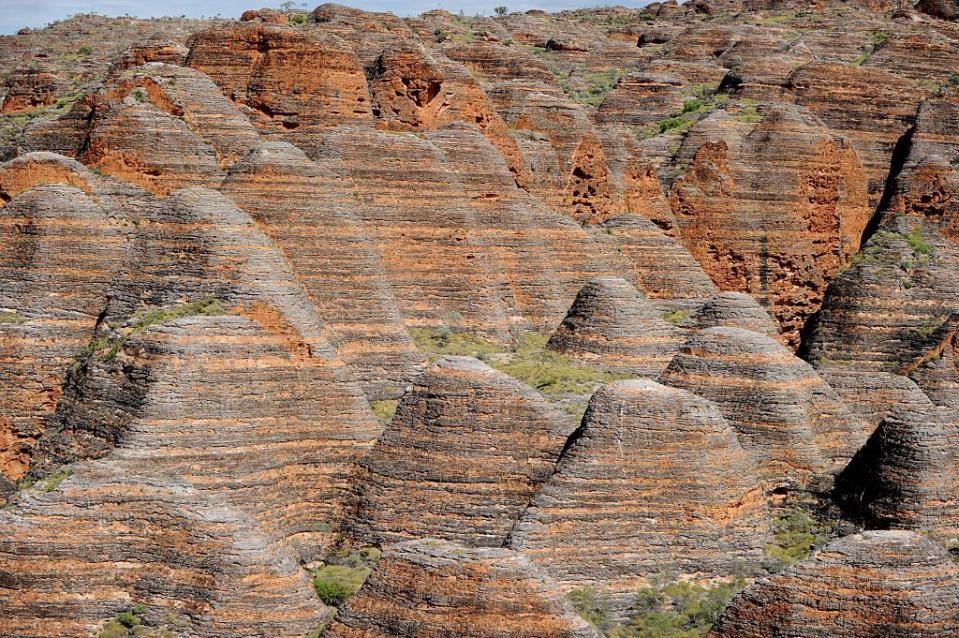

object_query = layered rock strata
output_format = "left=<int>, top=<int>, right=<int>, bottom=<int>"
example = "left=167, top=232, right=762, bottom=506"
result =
left=350, top=357, right=569, bottom=547
left=509, top=380, right=769, bottom=602
left=660, top=327, right=869, bottom=486
left=708, top=531, right=959, bottom=638
left=325, top=539, right=601, bottom=638
left=546, top=277, right=684, bottom=377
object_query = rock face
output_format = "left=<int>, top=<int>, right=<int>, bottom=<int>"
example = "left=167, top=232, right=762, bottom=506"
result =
left=0, top=460, right=327, bottom=638
left=325, top=539, right=601, bottom=638
left=708, top=531, right=959, bottom=638
left=510, top=380, right=769, bottom=601
left=350, top=357, right=569, bottom=548
left=0, top=160, right=128, bottom=488
left=668, top=104, right=871, bottom=345
left=680, top=291, right=782, bottom=341
left=834, top=391, right=959, bottom=536
left=221, top=141, right=425, bottom=397
left=546, top=277, right=684, bottom=377
left=186, top=23, right=372, bottom=139
left=0, top=68, right=63, bottom=114
left=660, top=327, right=869, bottom=485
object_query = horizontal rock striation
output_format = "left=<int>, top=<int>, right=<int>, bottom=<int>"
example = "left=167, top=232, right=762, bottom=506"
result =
left=679, top=291, right=782, bottom=341
left=0, top=460, right=327, bottom=638
left=350, top=357, right=569, bottom=547
left=546, top=277, right=684, bottom=377
left=834, top=390, right=959, bottom=537
left=668, top=104, right=871, bottom=345
left=708, top=530, right=959, bottom=638
left=660, top=327, right=869, bottom=486
left=221, top=141, right=425, bottom=397
left=324, top=539, right=601, bottom=638
left=509, top=380, right=769, bottom=602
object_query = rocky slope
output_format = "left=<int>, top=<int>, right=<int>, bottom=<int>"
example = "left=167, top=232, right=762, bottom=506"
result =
left=1, top=1, right=959, bottom=636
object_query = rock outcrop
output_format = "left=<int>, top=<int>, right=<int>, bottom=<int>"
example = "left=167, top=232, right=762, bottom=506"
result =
left=325, top=539, right=600, bottom=638
left=350, top=357, right=569, bottom=547
left=708, top=531, right=959, bottom=638
left=546, top=277, right=683, bottom=377
left=660, top=327, right=869, bottom=486
left=510, top=380, right=769, bottom=602
left=668, top=104, right=871, bottom=345
left=834, top=391, right=959, bottom=537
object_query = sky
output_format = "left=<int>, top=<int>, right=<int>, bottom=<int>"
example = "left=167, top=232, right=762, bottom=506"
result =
left=0, top=0, right=653, bottom=35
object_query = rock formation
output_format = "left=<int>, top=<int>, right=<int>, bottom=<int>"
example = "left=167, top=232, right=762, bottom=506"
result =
left=325, top=539, right=601, bottom=638
left=510, top=380, right=769, bottom=602
left=350, top=357, right=569, bottom=547
left=546, top=277, right=684, bottom=377
left=660, top=327, right=869, bottom=485
left=708, top=531, right=959, bottom=637
left=834, top=391, right=959, bottom=537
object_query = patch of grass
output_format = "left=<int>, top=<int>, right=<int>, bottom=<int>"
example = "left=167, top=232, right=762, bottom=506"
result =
left=870, top=31, right=890, bottom=46
left=408, top=327, right=505, bottom=361
left=370, top=399, right=398, bottom=426
left=312, top=547, right=381, bottom=607
left=0, top=311, right=25, bottom=324
left=681, top=99, right=704, bottom=114
left=409, top=329, right=626, bottom=397
left=733, top=105, right=763, bottom=123
left=915, top=316, right=944, bottom=340
left=764, top=507, right=831, bottom=571
left=906, top=226, right=933, bottom=257
left=492, top=333, right=628, bottom=396
left=662, top=309, right=693, bottom=325
left=42, top=466, right=72, bottom=492
left=78, top=44, right=94, bottom=56
left=70, top=297, right=225, bottom=377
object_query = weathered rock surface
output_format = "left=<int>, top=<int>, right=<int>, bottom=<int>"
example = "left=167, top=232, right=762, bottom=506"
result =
left=660, top=327, right=869, bottom=485
left=546, top=277, right=684, bottom=377
left=510, top=380, right=769, bottom=601
left=708, top=531, right=959, bottom=638
left=325, top=539, right=600, bottom=638
left=834, top=390, right=959, bottom=536
left=350, top=357, right=569, bottom=547
left=679, top=291, right=782, bottom=341
left=221, top=141, right=425, bottom=397
left=0, top=159, right=128, bottom=488
left=0, top=460, right=327, bottom=638
left=668, top=104, right=871, bottom=345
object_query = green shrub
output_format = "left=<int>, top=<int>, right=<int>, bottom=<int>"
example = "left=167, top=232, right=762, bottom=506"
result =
left=494, top=5, right=508, bottom=16
left=681, top=99, right=703, bottom=114
left=289, top=13, right=307, bottom=25
left=131, top=88, right=147, bottom=103
left=568, top=587, right=613, bottom=633
left=733, top=105, right=762, bottom=123
left=370, top=399, right=398, bottom=426
left=43, top=467, right=72, bottom=492
left=434, top=28, right=448, bottom=42
left=78, top=44, right=94, bottom=56
left=0, top=311, right=24, bottom=324
left=312, top=563, right=370, bottom=606
left=571, top=579, right=744, bottom=638
left=764, top=507, right=830, bottom=570
left=662, top=309, right=693, bottom=325
left=906, top=226, right=933, bottom=257
left=658, top=116, right=693, bottom=135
